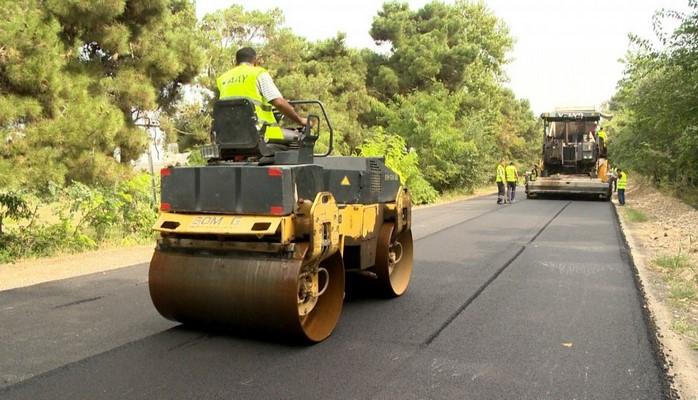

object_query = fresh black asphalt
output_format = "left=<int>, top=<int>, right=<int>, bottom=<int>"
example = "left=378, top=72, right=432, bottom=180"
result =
left=0, top=196, right=669, bottom=399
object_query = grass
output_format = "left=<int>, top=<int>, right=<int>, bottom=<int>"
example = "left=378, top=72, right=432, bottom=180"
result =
left=654, top=251, right=697, bottom=308
left=659, top=254, right=697, bottom=304
left=669, top=281, right=697, bottom=302
left=671, top=319, right=698, bottom=350
left=623, top=206, right=649, bottom=223
left=655, top=254, right=693, bottom=270
left=672, top=318, right=697, bottom=335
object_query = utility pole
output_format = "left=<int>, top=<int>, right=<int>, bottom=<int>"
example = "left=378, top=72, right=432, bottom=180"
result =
left=135, top=116, right=161, bottom=208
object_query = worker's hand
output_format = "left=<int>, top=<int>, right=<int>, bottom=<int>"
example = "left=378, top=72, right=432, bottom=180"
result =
left=299, top=117, right=308, bottom=126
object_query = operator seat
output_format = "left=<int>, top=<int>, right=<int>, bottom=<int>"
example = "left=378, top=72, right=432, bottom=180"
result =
left=211, top=98, right=274, bottom=160
left=209, top=98, right=313, bottom=165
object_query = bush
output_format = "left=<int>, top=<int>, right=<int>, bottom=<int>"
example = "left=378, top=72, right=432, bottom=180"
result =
left=360, top=129, right=439, bottom=204
left=61, top=175, right=157, bottom=242
left=0, top=218, right=96, bottom=263
left=0, top=174, right=157, bottom=263
left=0, top=191, right=33, bottom=234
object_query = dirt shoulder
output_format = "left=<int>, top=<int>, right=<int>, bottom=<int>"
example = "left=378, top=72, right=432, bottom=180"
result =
left=0, top=245, right=153, bottom=291
left=615, top=182, right=698, bottom=399
left=414, top=185, right=496, bottom=210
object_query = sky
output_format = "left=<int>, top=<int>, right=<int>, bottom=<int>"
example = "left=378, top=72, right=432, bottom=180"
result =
left=196, top=0, right=689, bottom=114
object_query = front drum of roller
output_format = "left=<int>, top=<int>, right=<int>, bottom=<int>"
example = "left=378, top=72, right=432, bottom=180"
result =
left=149, top=249, right=345, bottom=343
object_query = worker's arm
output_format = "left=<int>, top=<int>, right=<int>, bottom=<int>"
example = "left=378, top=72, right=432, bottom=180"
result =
left=270, top=97, right=307, bottom=126
left=257, top=72, right=307, bottom=126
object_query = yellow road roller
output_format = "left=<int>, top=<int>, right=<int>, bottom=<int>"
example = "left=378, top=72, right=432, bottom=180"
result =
left=149, top=99, right=413, bottom=343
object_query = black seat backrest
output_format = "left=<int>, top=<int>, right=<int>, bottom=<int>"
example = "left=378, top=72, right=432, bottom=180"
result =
left=211, top=98, right=271, bottom=158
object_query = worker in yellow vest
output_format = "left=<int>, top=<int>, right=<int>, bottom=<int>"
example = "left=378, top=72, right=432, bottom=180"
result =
left=505, top=161, right=519, bottom=204
left=496, top=159, right=506, bottom=204
left=597, top=127, right=608, bottom=157
left=216, top=47, right=307, bottom=151
left=617, top=168, right=627, bottom=205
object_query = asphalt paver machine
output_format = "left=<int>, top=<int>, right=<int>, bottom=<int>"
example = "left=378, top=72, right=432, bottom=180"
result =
left=149, top=98, right=413, bottom=343
left=526, top=108, right=612, bottom=200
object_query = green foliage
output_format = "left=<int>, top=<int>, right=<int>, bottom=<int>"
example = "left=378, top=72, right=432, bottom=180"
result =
left=370, top=1, right=511, bottom=94
left=186, top=148, right=207, bottom=166
left=59, top=175, right=157, bottom=241
left=360, top=129, right=438, bottom=204
left=380, top=86, right=480, bottom=191
left=0, top=191, right=33, bottom=234
left=0, top=175, right=156, bottom=263
left=0, top=220, right=95, bottom=263
left=0, top=0, right=204, bottom=187
left=610, top=2, right=698, bottom=195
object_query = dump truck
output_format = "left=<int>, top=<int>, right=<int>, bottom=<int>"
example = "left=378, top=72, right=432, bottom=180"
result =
left=148, top=99, right=413, bottom=343
left=525, top=108, right=612, bottom=200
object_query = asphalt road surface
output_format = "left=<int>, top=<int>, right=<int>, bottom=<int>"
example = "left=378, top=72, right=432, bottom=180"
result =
left=0, top=195, right=669, bottom=399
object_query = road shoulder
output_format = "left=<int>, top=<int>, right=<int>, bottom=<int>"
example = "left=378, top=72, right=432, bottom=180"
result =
left=0, top=245, right=153, bottom=291
left=614, top=188, right=698, bottom=400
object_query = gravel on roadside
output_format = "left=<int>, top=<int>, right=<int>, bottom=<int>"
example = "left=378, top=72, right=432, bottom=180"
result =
left=615, top=182, right=698, bottom=400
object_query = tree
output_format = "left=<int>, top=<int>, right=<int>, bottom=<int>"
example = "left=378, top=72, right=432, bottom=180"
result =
left=0, top=0, right=204, bottom=189
left=609, top=1, right=698, bottom=192
left=366, top=1, right=536, bottom=191
left=369, top=1, right=512, bottom=94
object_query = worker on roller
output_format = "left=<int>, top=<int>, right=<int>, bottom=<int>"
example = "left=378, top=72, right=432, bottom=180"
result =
left=597, top=126, right=608, bottom=157
left=617, top=168, right=627, bottom=205
left=216, top=47, right=307, bottom=152
left=496, top=158, right=506, bottom=205
left=505, top=161, right=519, bottom=204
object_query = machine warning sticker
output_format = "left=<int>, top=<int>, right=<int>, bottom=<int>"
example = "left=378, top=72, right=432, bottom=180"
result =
left=340, top=176, right=351, bottom=186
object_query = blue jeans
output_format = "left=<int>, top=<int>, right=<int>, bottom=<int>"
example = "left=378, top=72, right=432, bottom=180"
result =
left=618, top=189, right=625, bottom=205
left=507, top=182, right=516, bottom=202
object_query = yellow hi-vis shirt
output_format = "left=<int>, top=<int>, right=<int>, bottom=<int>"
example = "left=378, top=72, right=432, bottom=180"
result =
left=496, top=164, right=505, bottom=183
left=505, top=165, right=517, bottom=182
left=598, top=129, right=607, bottom=142
left=617, top=171, right=628, bottom=189
left=216, top=64, right=283, bottom=140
